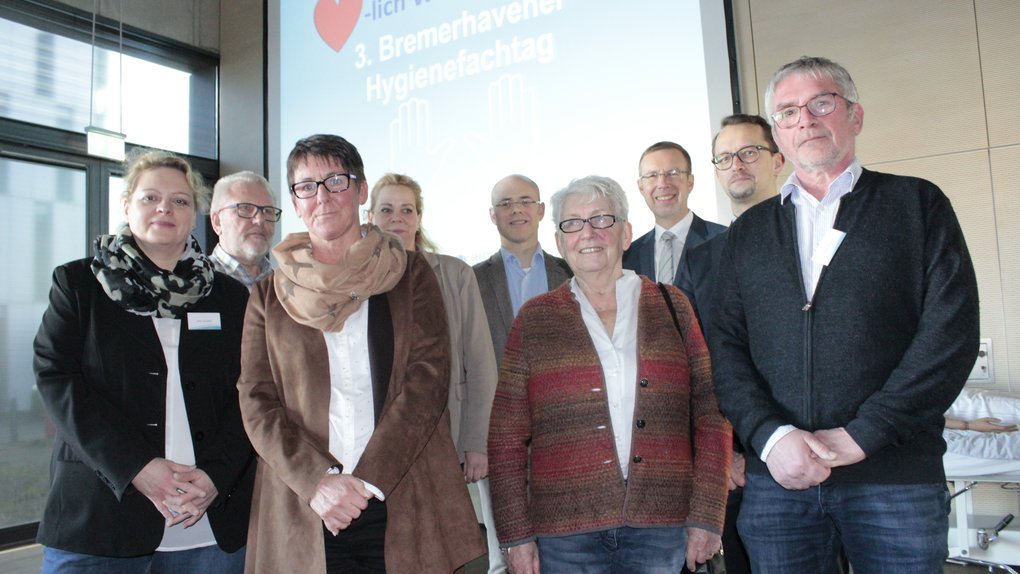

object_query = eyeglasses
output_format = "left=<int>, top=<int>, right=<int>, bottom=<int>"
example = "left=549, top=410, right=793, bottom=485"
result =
left=712, top=145, right=775, bottom=170
left=639, top=168, right=690, bottom=185
left=218, top=202, right=283, bottom=221
left=770, top=92, right=853, bottom=128
left=558, top=214, right=619, bottom=233
left=290, top=173, right=358, bottom=199
left=493, top=198, right=540, bottom=210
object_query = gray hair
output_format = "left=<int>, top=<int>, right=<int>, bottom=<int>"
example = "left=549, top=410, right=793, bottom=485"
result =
left=211, top=170, right=276, bottom=212
left=764, top=56, right=860, bottom=121
left=550, top=176, right=629, bottom=225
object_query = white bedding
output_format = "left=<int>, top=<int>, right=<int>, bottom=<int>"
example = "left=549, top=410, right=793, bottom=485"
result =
left=945, top=429, right=1020, bottom=461
left=943, top=388, right=1020, bottom=461
left=946, top=388, right=1020, bottom=425
left=944, top=451, right=1020, bottom=480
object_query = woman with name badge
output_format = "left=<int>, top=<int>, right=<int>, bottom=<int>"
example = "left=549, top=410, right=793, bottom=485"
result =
left=33, top=149, right=255, bottom=573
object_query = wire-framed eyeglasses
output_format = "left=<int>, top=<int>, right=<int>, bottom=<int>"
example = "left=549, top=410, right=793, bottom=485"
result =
left=769, top=92, right=853, bottom=128
left=639, top=168, right=690, bottom=185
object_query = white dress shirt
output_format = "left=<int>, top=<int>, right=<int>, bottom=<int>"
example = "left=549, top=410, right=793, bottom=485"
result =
left=781, top=160, right=862, bottom=301
left=570, top=270, right=642, bottom=478
left=323, top=300, right=384, bottom=499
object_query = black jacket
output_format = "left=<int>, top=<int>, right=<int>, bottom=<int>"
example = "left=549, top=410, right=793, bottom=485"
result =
left=676, top=230, right=728, bottom=332
left=708, top=169, right=979, bottom=484
left=34, top=258, right=254, bottom=556
left=623, top=213, right=726, bottom=286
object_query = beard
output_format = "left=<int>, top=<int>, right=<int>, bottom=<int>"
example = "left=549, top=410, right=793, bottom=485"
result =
left=236, top=235, right=271, bottom=263
left=725, top=179, right=757, bottom=202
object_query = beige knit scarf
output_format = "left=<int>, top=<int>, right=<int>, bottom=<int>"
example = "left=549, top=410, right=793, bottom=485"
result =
left=272, top=225, right=406, bottom=332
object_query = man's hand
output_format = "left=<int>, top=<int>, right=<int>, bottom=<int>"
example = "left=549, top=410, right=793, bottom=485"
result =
left=686, top=527, right=723, bottom=571
left=164, top=467, right=219, bottom=527
left=463, top=451, right=488, bottom=483
left=811, top=428, right=866, bottom=468
left=310, top=473, right=372, bottom=535
left=506, top=542, right=540, bottom=574
left=765, top=430, right=832, bottom=490
left=728, top=451, right=746, bottom=490
left=131, top=458, right=200, bottom=522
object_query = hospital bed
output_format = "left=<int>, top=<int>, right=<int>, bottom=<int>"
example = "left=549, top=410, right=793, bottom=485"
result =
left=944, top=388, right=1020, bottom=572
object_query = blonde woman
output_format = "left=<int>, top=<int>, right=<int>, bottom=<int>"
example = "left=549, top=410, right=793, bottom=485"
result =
left=34, top=149, right=254, bottom=573
left=368, top=173, right=503, bottom=572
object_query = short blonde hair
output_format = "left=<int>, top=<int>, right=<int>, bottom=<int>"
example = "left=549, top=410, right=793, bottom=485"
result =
left=122, top=149, right=211, bottom=213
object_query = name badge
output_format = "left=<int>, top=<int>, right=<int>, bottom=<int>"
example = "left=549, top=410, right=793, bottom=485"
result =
left=812, top=228, right=846, bottom=268
left=187, top=312, right=222, bottom=331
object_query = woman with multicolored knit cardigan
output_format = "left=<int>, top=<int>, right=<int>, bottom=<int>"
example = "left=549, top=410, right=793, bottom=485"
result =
left=488, top=175, right=732, bottom=574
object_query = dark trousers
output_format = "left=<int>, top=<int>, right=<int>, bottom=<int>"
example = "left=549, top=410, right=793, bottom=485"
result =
left=323, top=498, right=387, bottom=574
left=721, top=486, right=751, bottom=574
left=680, top=487, right=750, bottom=574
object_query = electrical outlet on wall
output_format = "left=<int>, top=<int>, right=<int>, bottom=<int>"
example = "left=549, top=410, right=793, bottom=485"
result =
left=967, top=338, right=992, bottom=383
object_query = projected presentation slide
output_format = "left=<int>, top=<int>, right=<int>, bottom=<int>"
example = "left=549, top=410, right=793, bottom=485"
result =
left=272, top=0, right=731, bottom=261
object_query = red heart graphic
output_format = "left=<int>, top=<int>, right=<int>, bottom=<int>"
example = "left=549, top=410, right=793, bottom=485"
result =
left=314, top=0, right=362, bottom=53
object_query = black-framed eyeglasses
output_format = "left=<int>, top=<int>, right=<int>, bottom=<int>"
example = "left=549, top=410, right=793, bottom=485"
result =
left=290, top=173, right=358, bottom=199
left=218, top=202, right=283, bottom=221
left=770, top=92, right=853, bottom=128
left=558, top=214, right=619, bottom=233
left=639, top=168, right=690, bottom=185
left=493, top=198, right=540, bottom=210
left=712, top=145, right=775, bottom=170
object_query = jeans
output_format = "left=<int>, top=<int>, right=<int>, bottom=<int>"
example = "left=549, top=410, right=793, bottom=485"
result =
left=41, top=544, right=245, bottom=574
left=538, top=526, right=687, bottom=574
left=738, top=472, right=949, bottom=574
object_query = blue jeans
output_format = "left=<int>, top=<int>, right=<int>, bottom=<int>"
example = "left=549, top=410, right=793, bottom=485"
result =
left=41, top=544, right=245, bottom=574
left=738, top=472, right=949, bottom=574
left=537, top=526, right=687, bottom=574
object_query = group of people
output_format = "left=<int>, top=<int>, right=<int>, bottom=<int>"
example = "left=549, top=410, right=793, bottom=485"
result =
left=32, top=55, right=981, bottom=574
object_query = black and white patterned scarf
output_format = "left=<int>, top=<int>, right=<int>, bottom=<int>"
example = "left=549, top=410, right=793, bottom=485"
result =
left=91, top=225, right=215, bottom=318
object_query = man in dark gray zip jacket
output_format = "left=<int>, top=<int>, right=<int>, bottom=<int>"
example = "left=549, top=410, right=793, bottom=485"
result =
left=707, top=56, right=979, bottom=574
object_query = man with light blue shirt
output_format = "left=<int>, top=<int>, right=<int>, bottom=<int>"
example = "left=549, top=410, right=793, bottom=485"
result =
left=474, top=174, right=572, bottom=368
left=707, top=56, right=979, bottom=574
left=473, top=174, right=570, bottom=574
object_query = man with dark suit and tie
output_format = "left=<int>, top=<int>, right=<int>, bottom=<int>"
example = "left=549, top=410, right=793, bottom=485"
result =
left=472, top=174, right=570, bottom=573
left=623, top=141, right=726, bottom=285
left=675, top=114, right=784, bottom=574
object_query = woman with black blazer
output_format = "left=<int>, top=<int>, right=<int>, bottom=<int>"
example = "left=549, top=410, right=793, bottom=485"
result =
left=33, top=149, right=254, bottom=573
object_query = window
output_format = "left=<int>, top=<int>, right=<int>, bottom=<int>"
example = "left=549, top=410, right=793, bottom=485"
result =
left=0, top=2, right=218, bottom=159
left=0, top=157, right=87, bottom=530
left=0, top=0, right=219, bottom=545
